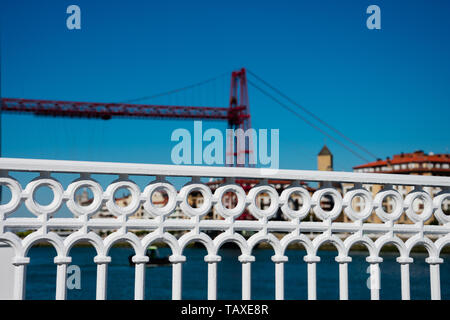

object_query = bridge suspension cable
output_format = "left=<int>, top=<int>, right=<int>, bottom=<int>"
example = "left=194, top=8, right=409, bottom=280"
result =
left=121, top=72, right=229, bottom=104
left=247, top=69, right=378, bottom=161
left=247, top=79, right=371, bottom=163
left=1, top=66, right=375, bottom=165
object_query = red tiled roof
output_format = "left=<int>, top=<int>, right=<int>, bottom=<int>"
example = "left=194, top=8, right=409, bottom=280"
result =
left=353, top=151, right=450, bottom=169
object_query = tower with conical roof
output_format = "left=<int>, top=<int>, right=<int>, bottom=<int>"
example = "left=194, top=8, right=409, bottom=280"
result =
left=318, top=145, right=333, bottom=171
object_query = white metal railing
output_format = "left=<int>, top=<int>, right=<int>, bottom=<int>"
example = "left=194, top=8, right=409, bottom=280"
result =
left=0, top=157, right=449, bottom=300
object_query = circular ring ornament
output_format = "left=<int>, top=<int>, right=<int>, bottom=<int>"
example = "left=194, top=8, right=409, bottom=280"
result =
left=0, top=177, right=22, bottom=216
left=433, top=191, right=450, bottom=224
left=404, top=189, right=433, bottom=223
left=312, top=187, right=343, bottom=221
left=246, top=184, right=279, bottom=220
left=373, top=188, right=403, bottom=222
left=343, top=187, right=373, bottom=221
left=142, top=181, right=177, bottom=217
left=213, top=183, right=246, bottom=219
left=24, top=177, right=64, bottom=216
left=178, top=183, right=212, bottom=218
left=66, top=179, right=103, bottom=217
left=105, top=180, right=141, bottom=217
left=280, top=186, right=311, bottom=220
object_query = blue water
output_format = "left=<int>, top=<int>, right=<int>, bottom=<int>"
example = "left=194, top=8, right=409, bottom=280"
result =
left=24, top=246, right=450, bottom=300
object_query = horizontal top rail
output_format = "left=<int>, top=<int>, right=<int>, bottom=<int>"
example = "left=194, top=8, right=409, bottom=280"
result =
left=0, top=157, right=449, bottom=187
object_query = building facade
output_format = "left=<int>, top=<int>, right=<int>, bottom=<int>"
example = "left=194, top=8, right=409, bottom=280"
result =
left=74, top=149, right=449, bottom=228
left=352, top=150, right=450, bottom=224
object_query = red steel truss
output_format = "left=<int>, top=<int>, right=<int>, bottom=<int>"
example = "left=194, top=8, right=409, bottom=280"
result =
left=1, top=99, right=248, bottom=122
left=1, top=68, right=252, bottom=165
left=1, top=68, right=257, bottom=219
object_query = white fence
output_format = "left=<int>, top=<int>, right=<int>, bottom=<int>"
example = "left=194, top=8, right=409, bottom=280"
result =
left=0, top=157, right=449, bottom=300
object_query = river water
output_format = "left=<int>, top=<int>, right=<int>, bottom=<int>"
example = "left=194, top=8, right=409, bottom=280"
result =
left=24, top=246, right=450, bottom=300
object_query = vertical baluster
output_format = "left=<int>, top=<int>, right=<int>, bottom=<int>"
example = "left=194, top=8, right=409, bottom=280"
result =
left=426, top=257, right=443, bottom=300
left=133, top=255, right=149, bottom=300
left=370, top=264, right=380, bottom=300
left=339, top=263, right=348, bottom=300
left=397, top=257, right=413, bottom=300
left=94, top=255, right=111, bottom=300
left=172, top=263, right=183, bottom=300
left=242, top=263, right=252, bottom=300
left=205, top=255, right=221, bottom=300
left=304, top=255, right=320, bottom=300
left=336, top=256, right=351, bottom=300
left=12, top=257, right=29, bottom=300
left=307, top=263, right=316, bottom=300
left=272, top=255, right=288, bottom=300
left=239, top=254, right=255, bottom=300
left=207, top=263, right=217, bottom=300
left=400, top=264, right=410, bottom=300
left=170, top=255, right=186, bottom=300
left=54, top=256, right=72, bottom=300
left=430, top=265, right=441, bottom=300
left=367, top=256, right=382, bottom=300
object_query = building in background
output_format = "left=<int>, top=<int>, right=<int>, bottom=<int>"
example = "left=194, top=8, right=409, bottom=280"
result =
left=352, top=150, right=450, bottom=224
left=75, top=149, right=449, bottom=229
left=206, top=178, right=314, bottom=221
left=76, top=189, right=149, bottom=219
left=75, top=187, right=189, bottom=234
left=353, top=150, right=450, bottom=175
left=317, top=145, right=333, bottom=171
left=207, top=145, right=338, bottom=222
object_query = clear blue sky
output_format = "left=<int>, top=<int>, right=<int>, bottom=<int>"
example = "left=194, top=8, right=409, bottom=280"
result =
left=1, top=0, right=450, bottom=172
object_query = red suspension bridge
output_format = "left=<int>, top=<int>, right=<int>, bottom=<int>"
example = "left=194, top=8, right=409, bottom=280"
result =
left=0, top=68, right=378, bottom=221
left=0, top=68, right=376, bottom=165
left=1, top=68, right=253, bottom=166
